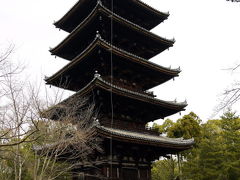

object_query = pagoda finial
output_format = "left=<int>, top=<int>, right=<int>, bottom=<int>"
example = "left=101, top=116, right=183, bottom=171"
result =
left=96, top=31, right=101, bottom=38
left=97, top=0, right=102, bottom=5
left=44, top=75, right=49, bottom=80
left=94, top=70, right=101, bottom=78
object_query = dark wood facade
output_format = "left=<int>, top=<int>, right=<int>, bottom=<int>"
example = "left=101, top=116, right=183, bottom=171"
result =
left=47, top=0, right=194, bottom=179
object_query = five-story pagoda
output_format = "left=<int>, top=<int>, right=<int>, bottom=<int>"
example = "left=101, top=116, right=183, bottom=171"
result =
left=46, top=0, right=194, bottom=179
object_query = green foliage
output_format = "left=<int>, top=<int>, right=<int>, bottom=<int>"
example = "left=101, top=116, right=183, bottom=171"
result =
left=219, top=111, right=240, bottom=179
left=182, top=120, right=224, bottom=179
left=182, top=110, right=240, bottom=180
left=152, top=112, right=202, bottom=180
left=167, top=112, right=202, bottom=140
left=153, top=112, right=202, bottom=140
left=153, top=119, right=174, bottom=134
left=152, top=158, right=179, bottom=180
left=152, top=111, right=240, bottom=180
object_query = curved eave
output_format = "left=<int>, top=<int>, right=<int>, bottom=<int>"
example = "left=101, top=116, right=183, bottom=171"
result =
left=54, top=0, right=81, bottom=28
left=95, top=77, right=187, bottom=110
left=137, top=0, right=169, bottom=18
left=96, top=126, right=194, bottom=150
left=50, top=3, right=174, bottom=60
left=46, top=37, right=180, bottom=89
left=54, top=0, right=169, bottom=32
left=101, top=4, right=173, bottom=45
left=58, top=76, right=187, bottom=111
left=44, top=77, right=187, bottom=121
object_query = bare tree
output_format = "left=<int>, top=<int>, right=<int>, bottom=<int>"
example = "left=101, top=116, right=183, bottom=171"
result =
left=28, top=93, right=99, bottom=180
left=219, top=83, right=240, bottom=110
left=0, top=46, right=99, bottom=179
left=0, top=45, right=36, bottom=151
left=226, top=0, right=240, bottom=2
left=0, top=45, right=39, bottom=180
left=215, top=62, right=240, bottom=112
left=0, top=80, right=99, bottom=179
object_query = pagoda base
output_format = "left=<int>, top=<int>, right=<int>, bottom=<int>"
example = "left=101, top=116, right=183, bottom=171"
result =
left=70, top=126, right=193, bottom=180
left=72, top=161, right=151, bottom=180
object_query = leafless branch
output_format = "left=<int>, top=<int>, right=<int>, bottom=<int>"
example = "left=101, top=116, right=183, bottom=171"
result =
left=226, top=0, right=240, bottom=2
left=0, top=45, right=100, bottom=179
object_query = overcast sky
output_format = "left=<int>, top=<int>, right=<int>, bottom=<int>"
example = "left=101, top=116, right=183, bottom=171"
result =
left=0, top=0, right=240, bottom=122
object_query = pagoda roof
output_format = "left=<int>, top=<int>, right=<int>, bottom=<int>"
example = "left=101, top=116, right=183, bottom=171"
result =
left=54, top=0, right=169, bottom=33
left=50, top=3, right=174, bottom=60
left=96, top=125, right=194, bottom=150
left=86, top=76, right=187, bottom=109
left=34, top=124, right=194, bottom=154
left=46, top=36, right=180, bottom=91
left=46, top=76, right=187, bottom=121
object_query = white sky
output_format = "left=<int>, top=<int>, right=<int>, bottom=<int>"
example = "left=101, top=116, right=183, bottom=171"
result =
left=0, top=0, right=240, bottom=122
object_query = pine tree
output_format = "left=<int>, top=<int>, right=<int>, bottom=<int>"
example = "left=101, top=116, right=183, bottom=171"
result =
left=220, top=111, right=240, bottom=179
left=183, top=111, right=240, bottom=180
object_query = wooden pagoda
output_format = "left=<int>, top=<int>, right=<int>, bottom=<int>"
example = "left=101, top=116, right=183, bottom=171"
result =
left=46, top=0, right=194, bottom=179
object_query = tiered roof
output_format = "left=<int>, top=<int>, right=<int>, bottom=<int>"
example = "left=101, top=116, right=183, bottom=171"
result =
left=96, top=125, right=194, bottom=150
left=34, top=124, right=194, bottom=155
left=54, top=0, right=169, bottom=32
left=47, top=0, right=194, bottom=153
left=46, top=36, right=180, bottom=91
left=50, top=2, right=174, bottom=60
left=46, top=75, right=187, bottom=122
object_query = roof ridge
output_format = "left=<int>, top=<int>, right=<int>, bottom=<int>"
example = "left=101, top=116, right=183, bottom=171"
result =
left=136, top=0, right=169, bottom=17
left=100, top=4, right=174, bottom=43
left=46, top=36, right=180, bottom=83
left=96, top=125, right=194, bottom=145
left=98, top=37, right=180, bottom=72
left=50, top=2, right=174, bottom=55
left=54, top=0, right=169, bottom=30
left=95, top=76, right=187, bottom=107
left=53, top=75, right=187, bottom=109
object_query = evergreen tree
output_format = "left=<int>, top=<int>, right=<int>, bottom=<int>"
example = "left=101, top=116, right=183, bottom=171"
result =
left=220, top=111, right=240, bottom=179
left=152, top=119, right=174, bottom=134
left=152, top=112, right=202, bottom=180
left=183, top=111, right=240, bottom=180
left=167, top=112, right=202, bottom=140
left=152, top=111, right=240, bottom=179
left=183, top=120, right=224, bottom=179
left=152, top=158, right=179, bottom=180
